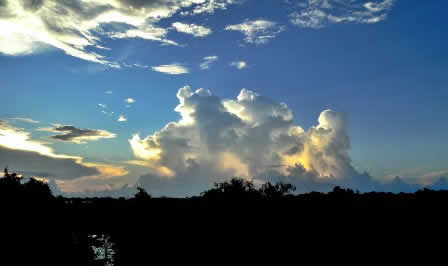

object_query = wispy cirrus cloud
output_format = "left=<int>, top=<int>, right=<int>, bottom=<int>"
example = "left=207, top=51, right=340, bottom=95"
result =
left=225, top=19, right=285, bottom=44
left=152, top=63, right=189, bottom=75
left=0, top=0, right=241, bottom=67
left=289, top=0, right=396, bottom=29
left=9, top=117, right=40, bottom=124
left=172, top=22, right=212, bottom=38
left=200, top=56, right=218, bottom=70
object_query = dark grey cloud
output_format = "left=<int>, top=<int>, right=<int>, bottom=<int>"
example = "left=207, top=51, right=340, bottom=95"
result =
left=48, top=125, right=116, bottom=144
left=0, top=145, right=99, bottom=180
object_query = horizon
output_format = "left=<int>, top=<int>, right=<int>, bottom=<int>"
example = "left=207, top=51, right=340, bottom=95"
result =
left=1, top=0, right=447, bottom=197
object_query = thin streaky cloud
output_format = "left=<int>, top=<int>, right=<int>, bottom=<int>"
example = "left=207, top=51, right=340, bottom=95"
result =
left=200, top=56, right=219, bottom=70
left=289, top=0, right=395, bottom=29
left=9, top=117, right=40, bottom=124
left=152, top=64, right=189, bottom=75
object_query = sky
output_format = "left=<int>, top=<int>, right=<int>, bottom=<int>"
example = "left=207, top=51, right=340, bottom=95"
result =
left=0, top=0, right=447, bottom=197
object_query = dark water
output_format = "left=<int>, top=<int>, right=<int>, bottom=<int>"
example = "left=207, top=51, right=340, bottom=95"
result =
left=88, top=233, right=117, bottom=265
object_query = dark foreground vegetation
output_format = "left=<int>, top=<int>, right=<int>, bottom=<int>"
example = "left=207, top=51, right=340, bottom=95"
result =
left=2, top=169, right=447, bottom=265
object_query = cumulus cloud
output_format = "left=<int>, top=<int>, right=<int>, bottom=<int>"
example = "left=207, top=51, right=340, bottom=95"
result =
left=289, top=0, right=395, bottom=29
left=125, top=98, right=136, bottom=104
left=230, top=61, right=247, bottom=69
left=117, top=114, right=128, bottom=122
left=172, top=22, right=212, bottom=38
left=200, top=56, right=218, bottom=70
left=98, top=104, right=107, bottom=109
left=152, top=63, right=189, bottom=75
left=0, top=0, right=240, bottom=66
left=42, top=125, right=117, bottom=144
left=225, top=19, right=285, bottom=44
left=128, top=86, right=368, bottom=196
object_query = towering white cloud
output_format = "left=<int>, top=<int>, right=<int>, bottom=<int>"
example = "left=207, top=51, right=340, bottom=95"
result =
left=129, top=86, right=360, bottom=196
left=172, top=22, right=212, bottom=38
left=225, top=19, right=285, bottom=44
left=289, top=0, right=395, bottom=29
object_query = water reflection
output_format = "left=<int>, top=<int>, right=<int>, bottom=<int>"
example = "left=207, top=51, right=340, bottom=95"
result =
left=88, top=233, right=116, bottom=265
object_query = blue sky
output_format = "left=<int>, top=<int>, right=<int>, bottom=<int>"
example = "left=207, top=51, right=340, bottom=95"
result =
left=0, top=0, right=447, bottom=196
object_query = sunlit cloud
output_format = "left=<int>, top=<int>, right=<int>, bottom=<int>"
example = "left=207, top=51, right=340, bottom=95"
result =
left=230, top=61, right=247, bottom=69
left=172, top=22, right=212, bottom=38
left=117, top=114, right=128, bottom=122
left=40, top=125, right=117, bottom=144
left=0, top=0, right=241, bottom=66
left=125, top=98, right=136, bottom=104
left=152, top=63, right=189, bottom=75
left=200, top=56, right=218, bottom=70
left=130, top=86, right=360, bottom=196
left=225, top=19, right=285, bottom=44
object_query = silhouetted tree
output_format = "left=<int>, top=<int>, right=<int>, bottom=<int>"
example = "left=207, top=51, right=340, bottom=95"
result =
left=201, top=178, right=260, bottom=200
left=260, top=182, right=296, bottom=199
left=134, top=187, right=151, bottom=201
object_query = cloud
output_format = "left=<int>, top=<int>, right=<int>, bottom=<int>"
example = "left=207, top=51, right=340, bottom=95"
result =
left=9, top=117, right=40, bottom=124
left=42, top=125, right=117, bottom=144
left=225, top=19, right=285, bottom=44
left=0, top=0, right=240, bottom=66
left=98, top=104, right=107, bottom=109
left=152, top=63, right=189, bottom=75
left=0, top=120, right=129, bottom=193
left=54, top=163, right=130, bottom=193
left=289, top=0, right=395, bottom=29
left=118, top=114, right=128, bottom=122
left=128, top=86, right=368, bottom=196
left=200, top=56, right=218, bottom=70
left=0, top=120, right=97, bottom=179
left=172, top=22, right=212, bottom=38
left=125, top=98, right=136, bottom=104
left=230, top=61, right=247, bottom=69
left=102, top=111, right=115, bottom=116
left=104, top=91, right=113, bottom=94
left=181, top=0, right=242, bottom=16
